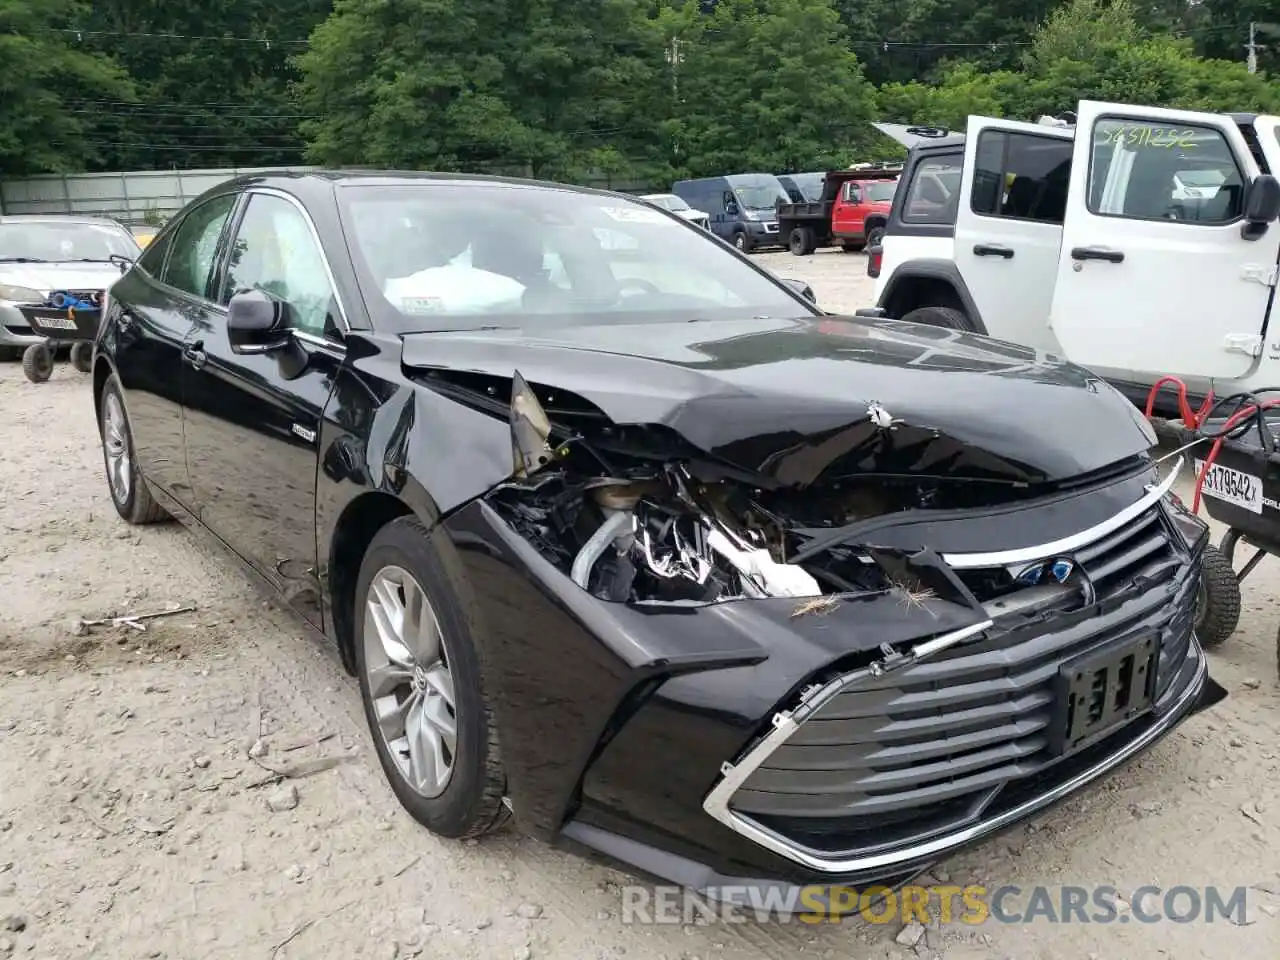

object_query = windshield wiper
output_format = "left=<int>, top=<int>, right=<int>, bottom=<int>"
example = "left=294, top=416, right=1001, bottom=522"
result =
left=0, top=257, right=48, bottom=263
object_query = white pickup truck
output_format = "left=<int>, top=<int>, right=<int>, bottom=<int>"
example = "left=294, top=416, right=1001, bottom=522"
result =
left=868, top=100, right=1280, bottom=417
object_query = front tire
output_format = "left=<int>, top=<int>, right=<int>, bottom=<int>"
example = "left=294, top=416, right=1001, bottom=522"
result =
left=866, top=225, right=886, bottom=248
left=900, top=305, right=971, bottom=331
left=354, top=517, right=508, bottom=839
left=733, top=230, right=753, bottom=254
left=1195, top=543, right=1241, bottom=648
left=99, top=375, right=168, bottom=524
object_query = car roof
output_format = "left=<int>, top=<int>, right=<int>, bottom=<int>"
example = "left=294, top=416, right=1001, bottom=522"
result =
left=0, top=214, right=129, bottom=227
left=202, top=169, right=658, bottom=206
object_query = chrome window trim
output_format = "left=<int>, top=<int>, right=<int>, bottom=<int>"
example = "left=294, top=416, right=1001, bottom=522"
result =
left=701, top=639, right=1205, bottom=874
left=294, top=329, right=347, bottom=353
left=241, top=187, right=352, bottom=335
left=941, top=457, right=1183, bottom=569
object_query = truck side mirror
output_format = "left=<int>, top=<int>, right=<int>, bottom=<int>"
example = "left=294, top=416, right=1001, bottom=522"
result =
left=1242, top=174, right=1280, bottom=240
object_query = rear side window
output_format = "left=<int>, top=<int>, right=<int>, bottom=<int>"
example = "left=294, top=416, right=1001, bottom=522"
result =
left=162, top=194, right=237, bottom=299
left=902, top=154, right=963, bottom=224
left=971, top=131, right=1072, bottom=224
left=1088, top=118, right=1245, bottom=224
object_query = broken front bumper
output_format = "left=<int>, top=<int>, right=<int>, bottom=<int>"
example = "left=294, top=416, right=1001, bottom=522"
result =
left=443, top=458, right=1221, bottom=895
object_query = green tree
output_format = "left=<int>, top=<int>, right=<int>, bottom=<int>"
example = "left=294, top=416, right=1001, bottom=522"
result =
left=877, top=0, right=1280, bottom=127
left=296, top=0, right=669, bottom=183
left=0, top=0, right=133, bottom=175
left=670, top=0, right=878, bottom=176
left=79, top=2, right=331, bottom=171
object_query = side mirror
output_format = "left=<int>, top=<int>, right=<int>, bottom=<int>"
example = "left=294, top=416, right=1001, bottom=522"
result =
left=781, top=278, right=816, bottom=303
left=1242, top=175, right=1280, bottom=240
left=227, top=288, right=292, bottom=354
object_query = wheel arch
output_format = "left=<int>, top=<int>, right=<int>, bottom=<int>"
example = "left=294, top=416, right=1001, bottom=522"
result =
left=877, top=259, right=989, bottom=335
left=326, top=490, right=417, bottom=673
left=92, top=354, right=118, bottom=421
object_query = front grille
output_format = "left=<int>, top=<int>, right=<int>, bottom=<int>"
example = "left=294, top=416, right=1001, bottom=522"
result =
left=764, top=222, right=780, bottom=233
left=730, top=502, right=1198, bottom=856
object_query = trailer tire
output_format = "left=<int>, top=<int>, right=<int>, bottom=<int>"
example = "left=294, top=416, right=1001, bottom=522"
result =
left=1195, top=543, right=1241, bottom=649
left=900, top=305, right=971, bottom=331
left=22, top=343, right=53, bottom=383
left=789, top=226, right=816, bottom=256
left=70, top=341, right=93, bottom=373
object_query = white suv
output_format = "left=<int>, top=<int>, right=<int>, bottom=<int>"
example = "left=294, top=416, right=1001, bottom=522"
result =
left=868, top=100, right=1280, bottom=415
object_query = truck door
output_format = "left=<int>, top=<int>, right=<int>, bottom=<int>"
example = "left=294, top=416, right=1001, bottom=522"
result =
left=954, top=116, right=1074, bottom=351
left=832, top=181, right=860, bottom=237
left=1048, top=100, right=1278, bottom=381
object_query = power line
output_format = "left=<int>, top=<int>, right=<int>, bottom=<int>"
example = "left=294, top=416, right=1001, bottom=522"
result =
left=51, top=28, right=309, bottom=46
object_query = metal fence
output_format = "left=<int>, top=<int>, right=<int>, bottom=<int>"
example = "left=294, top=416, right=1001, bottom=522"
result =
left=0, top=167, right=663, bottom=228
left=0, top=167, right=318, bottom=227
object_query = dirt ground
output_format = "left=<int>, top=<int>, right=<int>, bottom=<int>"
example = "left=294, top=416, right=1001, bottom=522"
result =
left=0, top=248, right=1278, bottom=959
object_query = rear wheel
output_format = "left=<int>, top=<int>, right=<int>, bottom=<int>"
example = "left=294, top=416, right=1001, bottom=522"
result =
left=900, top=305, right=971, bottom=331
left=99, top=375, right=169, bottom=524
left=788, top=226, right=816, bottom=256
left=355, top=517, right=509, bottom=839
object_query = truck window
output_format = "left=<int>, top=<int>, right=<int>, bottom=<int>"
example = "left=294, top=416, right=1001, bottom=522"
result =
left=971, top=131, right=1072, bottom=224
left=902, top=154, right=963, bottom=224
left=1087, top=118, right=1245, bottom=224
left=842, top=182, right=861, bottom=203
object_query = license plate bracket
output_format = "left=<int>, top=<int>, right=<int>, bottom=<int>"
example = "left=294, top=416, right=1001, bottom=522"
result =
left=1050, top=634, right=1157, bottom=756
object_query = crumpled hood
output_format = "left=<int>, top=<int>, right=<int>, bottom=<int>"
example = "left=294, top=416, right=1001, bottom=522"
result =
left=401, top=314, right=1156, bottom=486
left=0, top=261, right=124, bottom=297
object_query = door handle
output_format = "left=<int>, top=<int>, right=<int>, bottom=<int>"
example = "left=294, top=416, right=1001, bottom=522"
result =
left=1071, top=246, right=1125, bottom=263
left=973, top=243, right=1014, bottom=259
left=183, top=341, right=207, bottom=370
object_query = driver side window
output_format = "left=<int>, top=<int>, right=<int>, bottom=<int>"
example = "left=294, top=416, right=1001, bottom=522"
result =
left=220, top=193, right=338, bottom=336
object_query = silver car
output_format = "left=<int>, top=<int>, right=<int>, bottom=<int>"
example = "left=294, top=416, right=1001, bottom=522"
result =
left=0, top=216, right=142, bottom=358
left=639, top=193, right=711, bottom=230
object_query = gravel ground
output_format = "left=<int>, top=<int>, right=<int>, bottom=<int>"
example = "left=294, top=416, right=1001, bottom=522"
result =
left=0, top=248, right=1277, bottom=959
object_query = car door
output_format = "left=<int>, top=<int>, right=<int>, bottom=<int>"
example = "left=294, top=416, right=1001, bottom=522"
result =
left=832, top=181, right=860, bottom=237
left=181, top=189, right=347, bottom=628
left=1048, top=100, right=1279, bottom=381
left=953, top=116, right=1074, bottom=352
left=109, top=192, right=238, bottom=506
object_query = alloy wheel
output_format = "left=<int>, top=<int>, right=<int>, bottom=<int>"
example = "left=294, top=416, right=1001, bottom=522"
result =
left=363, top=564, right=458, bottom=798
left=103, top=392, right=132, bottom=505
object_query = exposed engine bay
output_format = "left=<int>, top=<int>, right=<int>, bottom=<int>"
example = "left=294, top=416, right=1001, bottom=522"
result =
left=476, top=370, right=1115, bottom=605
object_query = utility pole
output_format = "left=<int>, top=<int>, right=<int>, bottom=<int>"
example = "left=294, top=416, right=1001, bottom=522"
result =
left=667, top=36, right=682, bottom=98
left=1247, top=21, right=1260, bottom=74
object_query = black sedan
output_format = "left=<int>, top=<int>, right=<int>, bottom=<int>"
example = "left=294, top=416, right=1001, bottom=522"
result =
left=93, top=171, right=1223, bottom=901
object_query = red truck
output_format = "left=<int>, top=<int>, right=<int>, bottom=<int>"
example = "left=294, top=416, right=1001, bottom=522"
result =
left=775, top=167, right=899, bottom=255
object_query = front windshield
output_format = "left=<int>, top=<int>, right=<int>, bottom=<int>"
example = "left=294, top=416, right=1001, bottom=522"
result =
left=866, top=181, right=898, bottom=202
left=791, top=173, right=825, bottom=201
left=0, top=221, right=140, bottom=262
left=732, top=182, right=789, bottom=210
left=338, top=183, right=814, bottom=333
left=647, top=194, right=689, bottom=212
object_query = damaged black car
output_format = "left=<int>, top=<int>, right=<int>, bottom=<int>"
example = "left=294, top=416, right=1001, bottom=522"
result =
left=93, top=171, right=1225, bottom=899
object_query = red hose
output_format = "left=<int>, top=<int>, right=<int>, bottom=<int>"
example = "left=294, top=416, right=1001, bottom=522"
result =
left=1143, top=375, right=1215, bottom=429
left=1191, top=399, right=1280, bottom=513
